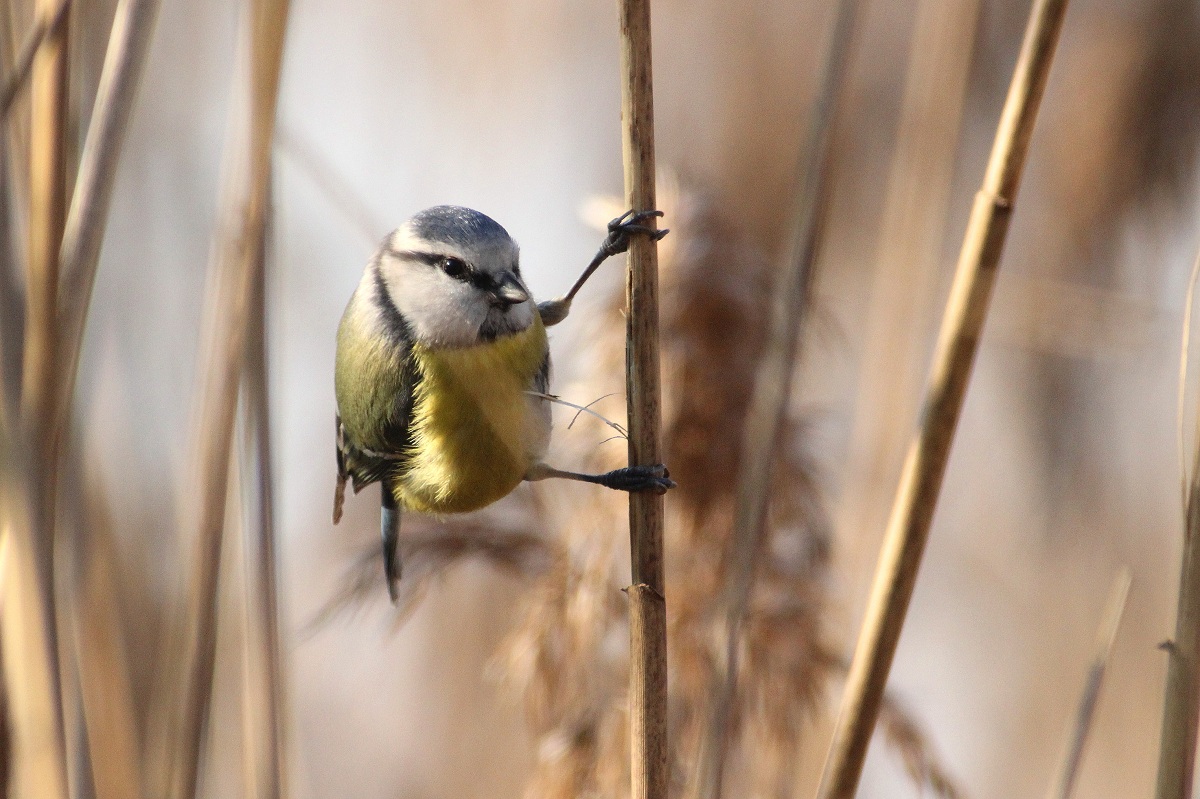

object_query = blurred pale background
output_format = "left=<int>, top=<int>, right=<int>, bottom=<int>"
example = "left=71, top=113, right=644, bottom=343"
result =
left=27, top=0, right=1200, bottom=796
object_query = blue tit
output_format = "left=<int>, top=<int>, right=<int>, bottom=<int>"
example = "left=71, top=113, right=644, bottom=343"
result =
left=332, top=205, right=673, bottom=601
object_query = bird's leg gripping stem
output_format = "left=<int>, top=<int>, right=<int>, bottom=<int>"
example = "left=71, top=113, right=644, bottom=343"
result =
left=538, top=209, right=669, bottom=327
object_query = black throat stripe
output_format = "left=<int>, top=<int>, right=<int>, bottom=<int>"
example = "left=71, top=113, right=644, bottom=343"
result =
left=372, top=258, right=413, bottom=345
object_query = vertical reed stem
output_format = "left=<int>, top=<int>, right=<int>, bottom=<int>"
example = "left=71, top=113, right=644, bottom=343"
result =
left=167, top=2, right=289, bottom=797
left=245, top=180, right=286, bottom=799
left=5, top=0, right=70, bottom=793
left=616, top=1, right=666, bottom=797
left=816, top=2, right=1070, bottom=797
left=1156, top=295, right=1200, bottom=799
left=55, top=0, right=160, bottom=436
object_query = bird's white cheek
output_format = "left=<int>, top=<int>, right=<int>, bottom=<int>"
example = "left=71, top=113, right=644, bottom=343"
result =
left=392, top=272, right=486, bottom=347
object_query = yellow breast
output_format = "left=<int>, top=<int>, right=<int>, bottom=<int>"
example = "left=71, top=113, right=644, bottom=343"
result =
left=392, top=319, right=549, bottom=514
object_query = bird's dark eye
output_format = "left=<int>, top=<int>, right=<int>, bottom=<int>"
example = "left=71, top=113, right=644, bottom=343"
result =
left=440, top=257, right=467, bottom=278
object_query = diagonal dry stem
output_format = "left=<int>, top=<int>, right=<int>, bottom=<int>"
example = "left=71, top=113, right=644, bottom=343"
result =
left=1048, top=570, right=1130, bottom=799
left=816, top=2, right=1072, bottom=797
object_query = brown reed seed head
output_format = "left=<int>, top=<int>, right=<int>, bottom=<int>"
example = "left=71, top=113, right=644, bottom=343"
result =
left=500, top=179, right=836, bottom=798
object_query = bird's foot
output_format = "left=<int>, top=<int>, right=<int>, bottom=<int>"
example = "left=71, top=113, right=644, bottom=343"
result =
left=600, top=209, right=669, bottom=257
left=596, top=464, right=676, bottom=494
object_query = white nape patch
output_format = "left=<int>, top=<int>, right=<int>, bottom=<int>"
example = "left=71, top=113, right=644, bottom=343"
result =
left=374, top=224, right=535, bottom=349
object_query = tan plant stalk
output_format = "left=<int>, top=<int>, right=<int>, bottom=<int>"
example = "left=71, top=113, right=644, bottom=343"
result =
left=616, top=1, right=667, bottom=798
left=0, top=0, right=67, bottom=122
left=1, top=449, right=67, bottom=799
left=816, top=1, right=1072, bottom=797
left=1152, top=250, right=1200, bottom=796
left=1048, top=570, right=1130, bottom=799
left=69, top=481, right=142, bottom=799
left=164, top=2, right=290, bottom=797
left=5, top=0, right=70, bottom=793
left=693, top=3, right=860, bottom=798
left=243, top=184, right=287, bottom=799
left=54, top=0, right=159, bottom=436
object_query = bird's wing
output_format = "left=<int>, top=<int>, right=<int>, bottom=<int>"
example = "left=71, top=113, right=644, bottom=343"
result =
left=333, top=340, right=421, bottom=516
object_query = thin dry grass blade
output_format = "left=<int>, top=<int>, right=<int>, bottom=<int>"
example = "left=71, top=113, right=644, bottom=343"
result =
left=816, top=2, right=1071, bottom=797
left=274, top=127, right=380, bottom=248
left=692, top=5, right=860, bottom=799
left=616, top=1, right=667, bottom=797
left=876, top=694, right=964, bottom=799
left=54, top=0, right=160, bottom=437
left=163, top=2, right=290, bottom=797
left=1048, top=569, right=1130, bottom=799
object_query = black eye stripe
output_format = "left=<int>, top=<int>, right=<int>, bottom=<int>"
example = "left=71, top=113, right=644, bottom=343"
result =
left=389, top=249, right=478, bottom=282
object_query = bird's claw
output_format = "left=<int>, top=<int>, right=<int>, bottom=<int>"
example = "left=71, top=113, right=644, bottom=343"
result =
left=600, top=464, right=676, bottom=494
left=601, top=209, right=669, bottom=257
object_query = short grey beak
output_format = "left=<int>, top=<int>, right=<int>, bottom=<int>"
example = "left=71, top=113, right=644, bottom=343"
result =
left=491, top=272, right=529, bottom=307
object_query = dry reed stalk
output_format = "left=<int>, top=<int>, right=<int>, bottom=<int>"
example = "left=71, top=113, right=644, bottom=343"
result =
left=0, top=148, right=19, bottom=437
left=54, top=0, right=159, bottom=436
left=165, top=2, right=290, bottom=797
left=616, top=1, right=667, bottom=798
left=0, top=0, right=67, bottom=123
left=492, top=184, right=837, bottom=799
left=1157, top=247, right=1200, bottom=799
left=242, top=182, right=286, bottom=799
left=69, top=483, right=142, bottom=799
left=693, top=3, right=859, bottom=798
left=1047, top=570, right=1130, bottom=799
left=5, top=0, right=70, bottom=793
left=1, top=0, right=36, bottom=263
left=0, top=452, right=67, bottom=798
left=816, top=2, right=1071, bottom=797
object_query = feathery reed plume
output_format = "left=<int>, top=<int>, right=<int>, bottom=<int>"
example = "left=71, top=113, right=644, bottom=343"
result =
left=695, top=2, right=859, bottom=796
left=1049, top=570, right=1129, bottom=799
left=615, top=1, right=668, bottom=797
left=502, top=181, right=836, bottom=799
left=159, top=2, right=290, bottom=797
left=316, top=520, right=555, bottom=631
left=817, top=2, right=1071, bottom=796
